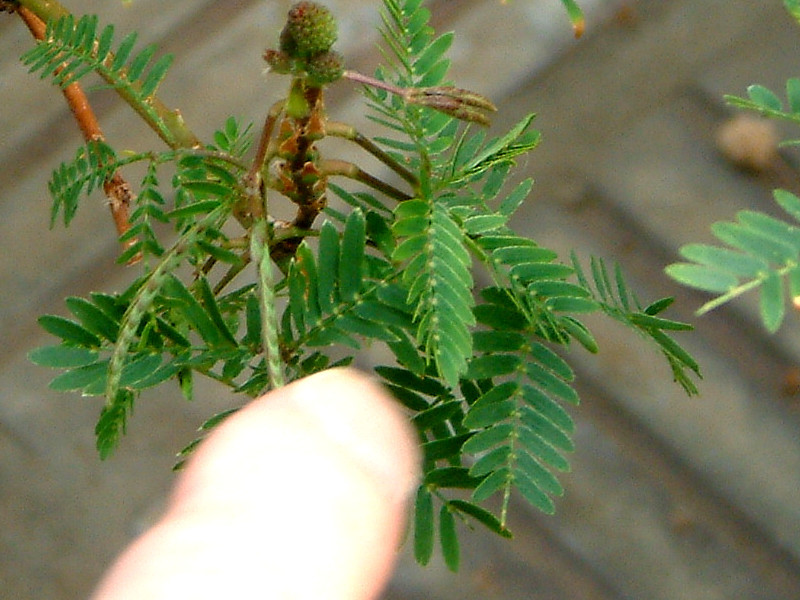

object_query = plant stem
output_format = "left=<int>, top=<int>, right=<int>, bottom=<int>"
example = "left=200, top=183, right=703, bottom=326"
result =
left=343, top=69, right=409, bottom=98
left=14, top=0, right=68, bottom=21
left=251, top=218, right=285, bottom=389
left=250, top=100, right=285, bottom=184
left=320, top=159, right=413, bottom=201
left=17, top=4, right=138, bottom=258
left=16, top=0, right=201, bottom=149
left=326, top=121, right=419, bottom=188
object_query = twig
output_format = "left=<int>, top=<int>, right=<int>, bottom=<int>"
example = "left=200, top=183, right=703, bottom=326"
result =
left=326, top=121, right=419, bottom=188
left=17, top=5, right=138, bottom=259
left=343, top=69, right=497, bottom=126
left=16, top=0, right=201, bottom=149
left=320, top=159, right=413, bottom=201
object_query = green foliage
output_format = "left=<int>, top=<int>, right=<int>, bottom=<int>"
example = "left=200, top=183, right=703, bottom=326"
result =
left=787, top=0, right=800, bottom=24
left=725, top=81, right=800, bottom=137
left=574, top=255, right=699, bottom=394
left=667, top=189, right=800, bottom=332
left=667, top=0, right=800, bottom=333
left=18, top=0, right=699, bottom=571
left=21, top=14, right=177, bottom=138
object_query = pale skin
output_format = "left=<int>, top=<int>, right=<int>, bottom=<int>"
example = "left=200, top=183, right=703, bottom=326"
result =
left=91, top=368, right=420, bottom=600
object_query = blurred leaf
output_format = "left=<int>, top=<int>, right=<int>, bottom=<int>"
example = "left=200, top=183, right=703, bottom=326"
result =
left=414, top=486, right=435, bottom=566
left=747, top=84, right=783, bottom=111
left=760, top=270, right=785, bottom=333
left=439, top=505, right=460, bottom=572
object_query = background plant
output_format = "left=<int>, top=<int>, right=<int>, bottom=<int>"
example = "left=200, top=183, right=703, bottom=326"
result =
left=667, top=0, right=800, bottom=332
left=5, top=0, right=699, bottom=571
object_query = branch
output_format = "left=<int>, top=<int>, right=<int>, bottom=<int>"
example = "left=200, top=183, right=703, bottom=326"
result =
left=17, top=5, right=138, bottom=259
left=15, top=0, right=201, bottom=149
left=326, top=120, right=419, bottom=188
left=343, top=70, right=497, bottom=126
left=320, top=158, right=413, bottom=201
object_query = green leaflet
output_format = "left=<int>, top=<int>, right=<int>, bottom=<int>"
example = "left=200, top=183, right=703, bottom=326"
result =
left=760, top=270, right=786, bottom=333
left=38, top=314, right=101, bottom=348
left=448, top=500, right=512, bottom=539
left=439, top=505, right=460, bottom=572
left=451, top=113, right=540, bottom=184
left=29, top=345, right=99, bottom=369
left=560, top=0, right=586, bottom=36
left=747, top=84, right=783, bottom=112
left=414, top=486, right=435, bottom=566
left=393, top=201, right=475, bottom=386
left=667, top=188, right=800, bottom=334
left=22, top=15, right=178, bottom=144
left=575, top=254, right=700, bottom=395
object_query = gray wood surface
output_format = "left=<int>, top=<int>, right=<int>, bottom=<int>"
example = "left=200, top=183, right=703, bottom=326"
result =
left=2, top=1, right=799, bottom=598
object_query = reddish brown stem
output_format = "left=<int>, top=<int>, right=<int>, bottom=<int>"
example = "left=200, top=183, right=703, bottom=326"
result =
left=17, top=5, right=138, bottom=260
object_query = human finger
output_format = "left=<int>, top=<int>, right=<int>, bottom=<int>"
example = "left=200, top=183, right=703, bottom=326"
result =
left=91, top=368, right=420, bottom=600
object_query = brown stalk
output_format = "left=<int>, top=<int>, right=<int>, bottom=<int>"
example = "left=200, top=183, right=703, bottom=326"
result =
left=16, top=5, right=139, bottom=260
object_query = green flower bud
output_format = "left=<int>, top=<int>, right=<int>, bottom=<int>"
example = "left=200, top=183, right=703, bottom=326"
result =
left=305, top=50, right=344, bottom=86
left=282, top=2, right=338, bottom=58
left=263, top=49, right=292, bottom=74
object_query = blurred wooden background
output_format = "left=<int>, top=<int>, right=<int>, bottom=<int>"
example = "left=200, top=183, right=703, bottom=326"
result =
left=2, top=0, right=800, bottom=598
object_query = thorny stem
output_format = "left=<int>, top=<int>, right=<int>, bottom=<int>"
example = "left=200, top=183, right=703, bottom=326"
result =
left=16, top=4, right=138, bottom=258
left=320, top=159, right=412, bottom=202
left=326, top=121, right=419, bottom=189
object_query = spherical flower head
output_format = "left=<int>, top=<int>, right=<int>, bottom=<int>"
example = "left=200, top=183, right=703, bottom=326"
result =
left=281, top=2, right=338, bottom=59
left=305, top=50, right=344, bottom=86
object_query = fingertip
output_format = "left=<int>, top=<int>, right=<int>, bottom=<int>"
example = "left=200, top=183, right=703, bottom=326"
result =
left=281, top=367, right=421, bottom=505
left=92, top=368, right=420, bottom=600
